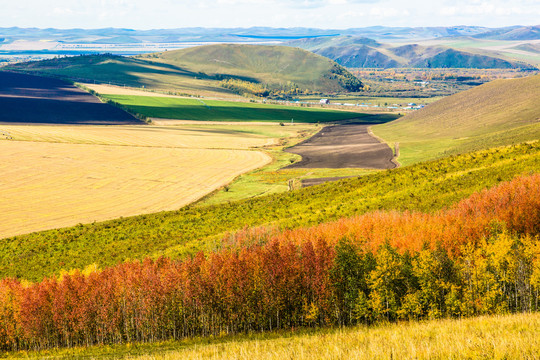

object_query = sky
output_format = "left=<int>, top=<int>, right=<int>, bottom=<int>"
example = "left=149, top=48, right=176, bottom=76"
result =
left=1, top=0, right=539, bottom=29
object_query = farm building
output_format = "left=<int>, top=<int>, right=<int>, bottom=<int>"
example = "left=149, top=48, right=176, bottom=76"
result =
left=320, top=99, right=330, bottom=104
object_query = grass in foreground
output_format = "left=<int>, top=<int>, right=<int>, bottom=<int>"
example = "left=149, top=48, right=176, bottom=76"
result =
left=9, top=313, right=540, bottom=359
left=1, top=141, right=538, bottom=282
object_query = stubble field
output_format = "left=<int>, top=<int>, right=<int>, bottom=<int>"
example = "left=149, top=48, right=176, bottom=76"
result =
left=0, top=125, right=274, bottom=239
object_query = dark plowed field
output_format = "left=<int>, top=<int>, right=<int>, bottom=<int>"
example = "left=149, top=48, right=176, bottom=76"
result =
left=285, top=124, right=396, bottom=170
left=0, top=72, right=141, bottom=124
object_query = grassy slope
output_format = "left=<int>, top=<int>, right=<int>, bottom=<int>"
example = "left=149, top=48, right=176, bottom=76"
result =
left=12, top=313, right=540, bottom=359
left=5, top=44, right=361, bottom=96
left=373, top=74, right=540, bottom=165
left=140, top=44, right=351, bottom=92
left=101, top=95, right=383, bottom=123
left=1, top=141, right=538, bottom=282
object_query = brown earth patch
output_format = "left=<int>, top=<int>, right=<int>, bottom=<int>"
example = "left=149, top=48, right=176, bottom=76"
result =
left=0, top=72, right=141, bottom=125
left=285, top=124, right=396, bottom=170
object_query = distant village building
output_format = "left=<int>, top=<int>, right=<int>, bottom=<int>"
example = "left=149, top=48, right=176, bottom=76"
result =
left=320, top=99, right=330, bottom=104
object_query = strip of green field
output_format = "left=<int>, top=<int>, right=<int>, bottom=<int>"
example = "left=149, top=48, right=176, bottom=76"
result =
left=0, top=141, right=538, bottom=282
left=297, top=95, right=444, bottom=107
left=10, top=313, right=540, bottom=359
left=102, top=95, right=381, bottom=123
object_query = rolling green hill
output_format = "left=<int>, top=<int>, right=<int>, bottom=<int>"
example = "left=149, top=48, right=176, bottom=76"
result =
left=373, top=74, right=540, bottom=165
left=138, top=44, right=362, bottom=92
left=5, top=44, right=363, bottom=96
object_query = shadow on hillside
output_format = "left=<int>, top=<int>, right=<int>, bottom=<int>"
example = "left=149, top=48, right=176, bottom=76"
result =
left=0, top=97, right=142, bottom=125
left=0, top=72, right=142, bottom=124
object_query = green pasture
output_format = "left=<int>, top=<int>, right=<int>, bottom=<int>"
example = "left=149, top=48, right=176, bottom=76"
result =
left=102, top=94, right=393, bottom=123
left=297, top=95, right=444, bottom=106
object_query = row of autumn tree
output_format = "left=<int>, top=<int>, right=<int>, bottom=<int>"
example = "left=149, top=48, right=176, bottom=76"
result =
left=0, top=174, right=538, bottom=351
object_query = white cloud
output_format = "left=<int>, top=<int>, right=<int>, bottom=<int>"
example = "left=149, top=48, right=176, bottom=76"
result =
left=438, top=0, right=538, bottom=19
left=369, top=7, right=408, bottom=17
left=0, top=0, right=537, bottom=29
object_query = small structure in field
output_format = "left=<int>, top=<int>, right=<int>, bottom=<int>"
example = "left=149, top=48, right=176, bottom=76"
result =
left=320, top=99, right=330, bottom=104
left=1, top=130, right=12, bottom=140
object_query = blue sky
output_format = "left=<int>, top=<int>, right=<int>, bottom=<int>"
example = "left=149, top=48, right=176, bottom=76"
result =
left=2, top=0, right=539, bottom=29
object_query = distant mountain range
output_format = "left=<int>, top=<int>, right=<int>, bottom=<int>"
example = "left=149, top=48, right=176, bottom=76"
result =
left=287, top=36, right=537, bottom=69
left=1, top=26, right=539, bottom=69
left=0, top=25, right=539, bottom=44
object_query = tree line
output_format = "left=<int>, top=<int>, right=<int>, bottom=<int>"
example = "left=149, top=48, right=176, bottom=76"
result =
left=0, top=174, right=538, bottom=351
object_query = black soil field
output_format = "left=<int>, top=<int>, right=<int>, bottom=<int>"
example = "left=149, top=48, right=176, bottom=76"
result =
left=0, top=72, right=141, bottom=124
left=285, top=124, right=396, bottom=170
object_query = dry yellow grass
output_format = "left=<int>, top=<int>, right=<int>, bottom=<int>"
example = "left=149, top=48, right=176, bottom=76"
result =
left=122, top=314, right=540, bottom=360
left=0, top=124, right=275, bottom=149
left=83, top=84, right=185, bottom=98
left=0, top=124, right=273, bottom=239
left=20, top=313, right=539, bottom=359
left=82, top=83, right=246, bottom=100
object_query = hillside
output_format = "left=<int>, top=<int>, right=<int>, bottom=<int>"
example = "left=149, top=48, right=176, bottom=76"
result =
left=0, top=141, right=538, bottom=282
left=138, top=44, right=362, bottom=92
left=5, top=44, right=363, bottom=96
left=0, top=172, right=538, bottom=351
left=373, top=74, right=540, bottom=164
left=288, top=36, right=534, bottom=69
left=473, top=25, right=540, bottom=40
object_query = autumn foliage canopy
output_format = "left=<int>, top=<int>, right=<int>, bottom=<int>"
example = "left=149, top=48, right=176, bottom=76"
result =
left=0, top=174, right=539, bottom=351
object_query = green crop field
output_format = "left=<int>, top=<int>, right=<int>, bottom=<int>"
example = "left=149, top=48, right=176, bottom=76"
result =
left=297, top=95, right=444, bottom=107
left=373, top=74, right=540, bottom=165
left=101, top=94, right=377, bottom=123
left=1, top=141, right=538, bottom=282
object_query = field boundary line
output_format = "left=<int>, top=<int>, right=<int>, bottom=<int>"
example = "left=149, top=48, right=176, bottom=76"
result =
left=368, top=126, right=401, bottom=168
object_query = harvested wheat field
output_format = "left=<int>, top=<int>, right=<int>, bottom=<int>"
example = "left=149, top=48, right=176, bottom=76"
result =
left=0, top=124, right=275, bottom=149
left=82, top=83, right=184, bottom=98
left=0, top=139, right=270, bottom=239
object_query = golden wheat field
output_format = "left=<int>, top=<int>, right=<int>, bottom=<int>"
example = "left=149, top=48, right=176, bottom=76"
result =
left=0, top=124, right=275, bottom=148
left=83, top=84, right=185, bottom=98
left=0, top=125, right=273, bottom=239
